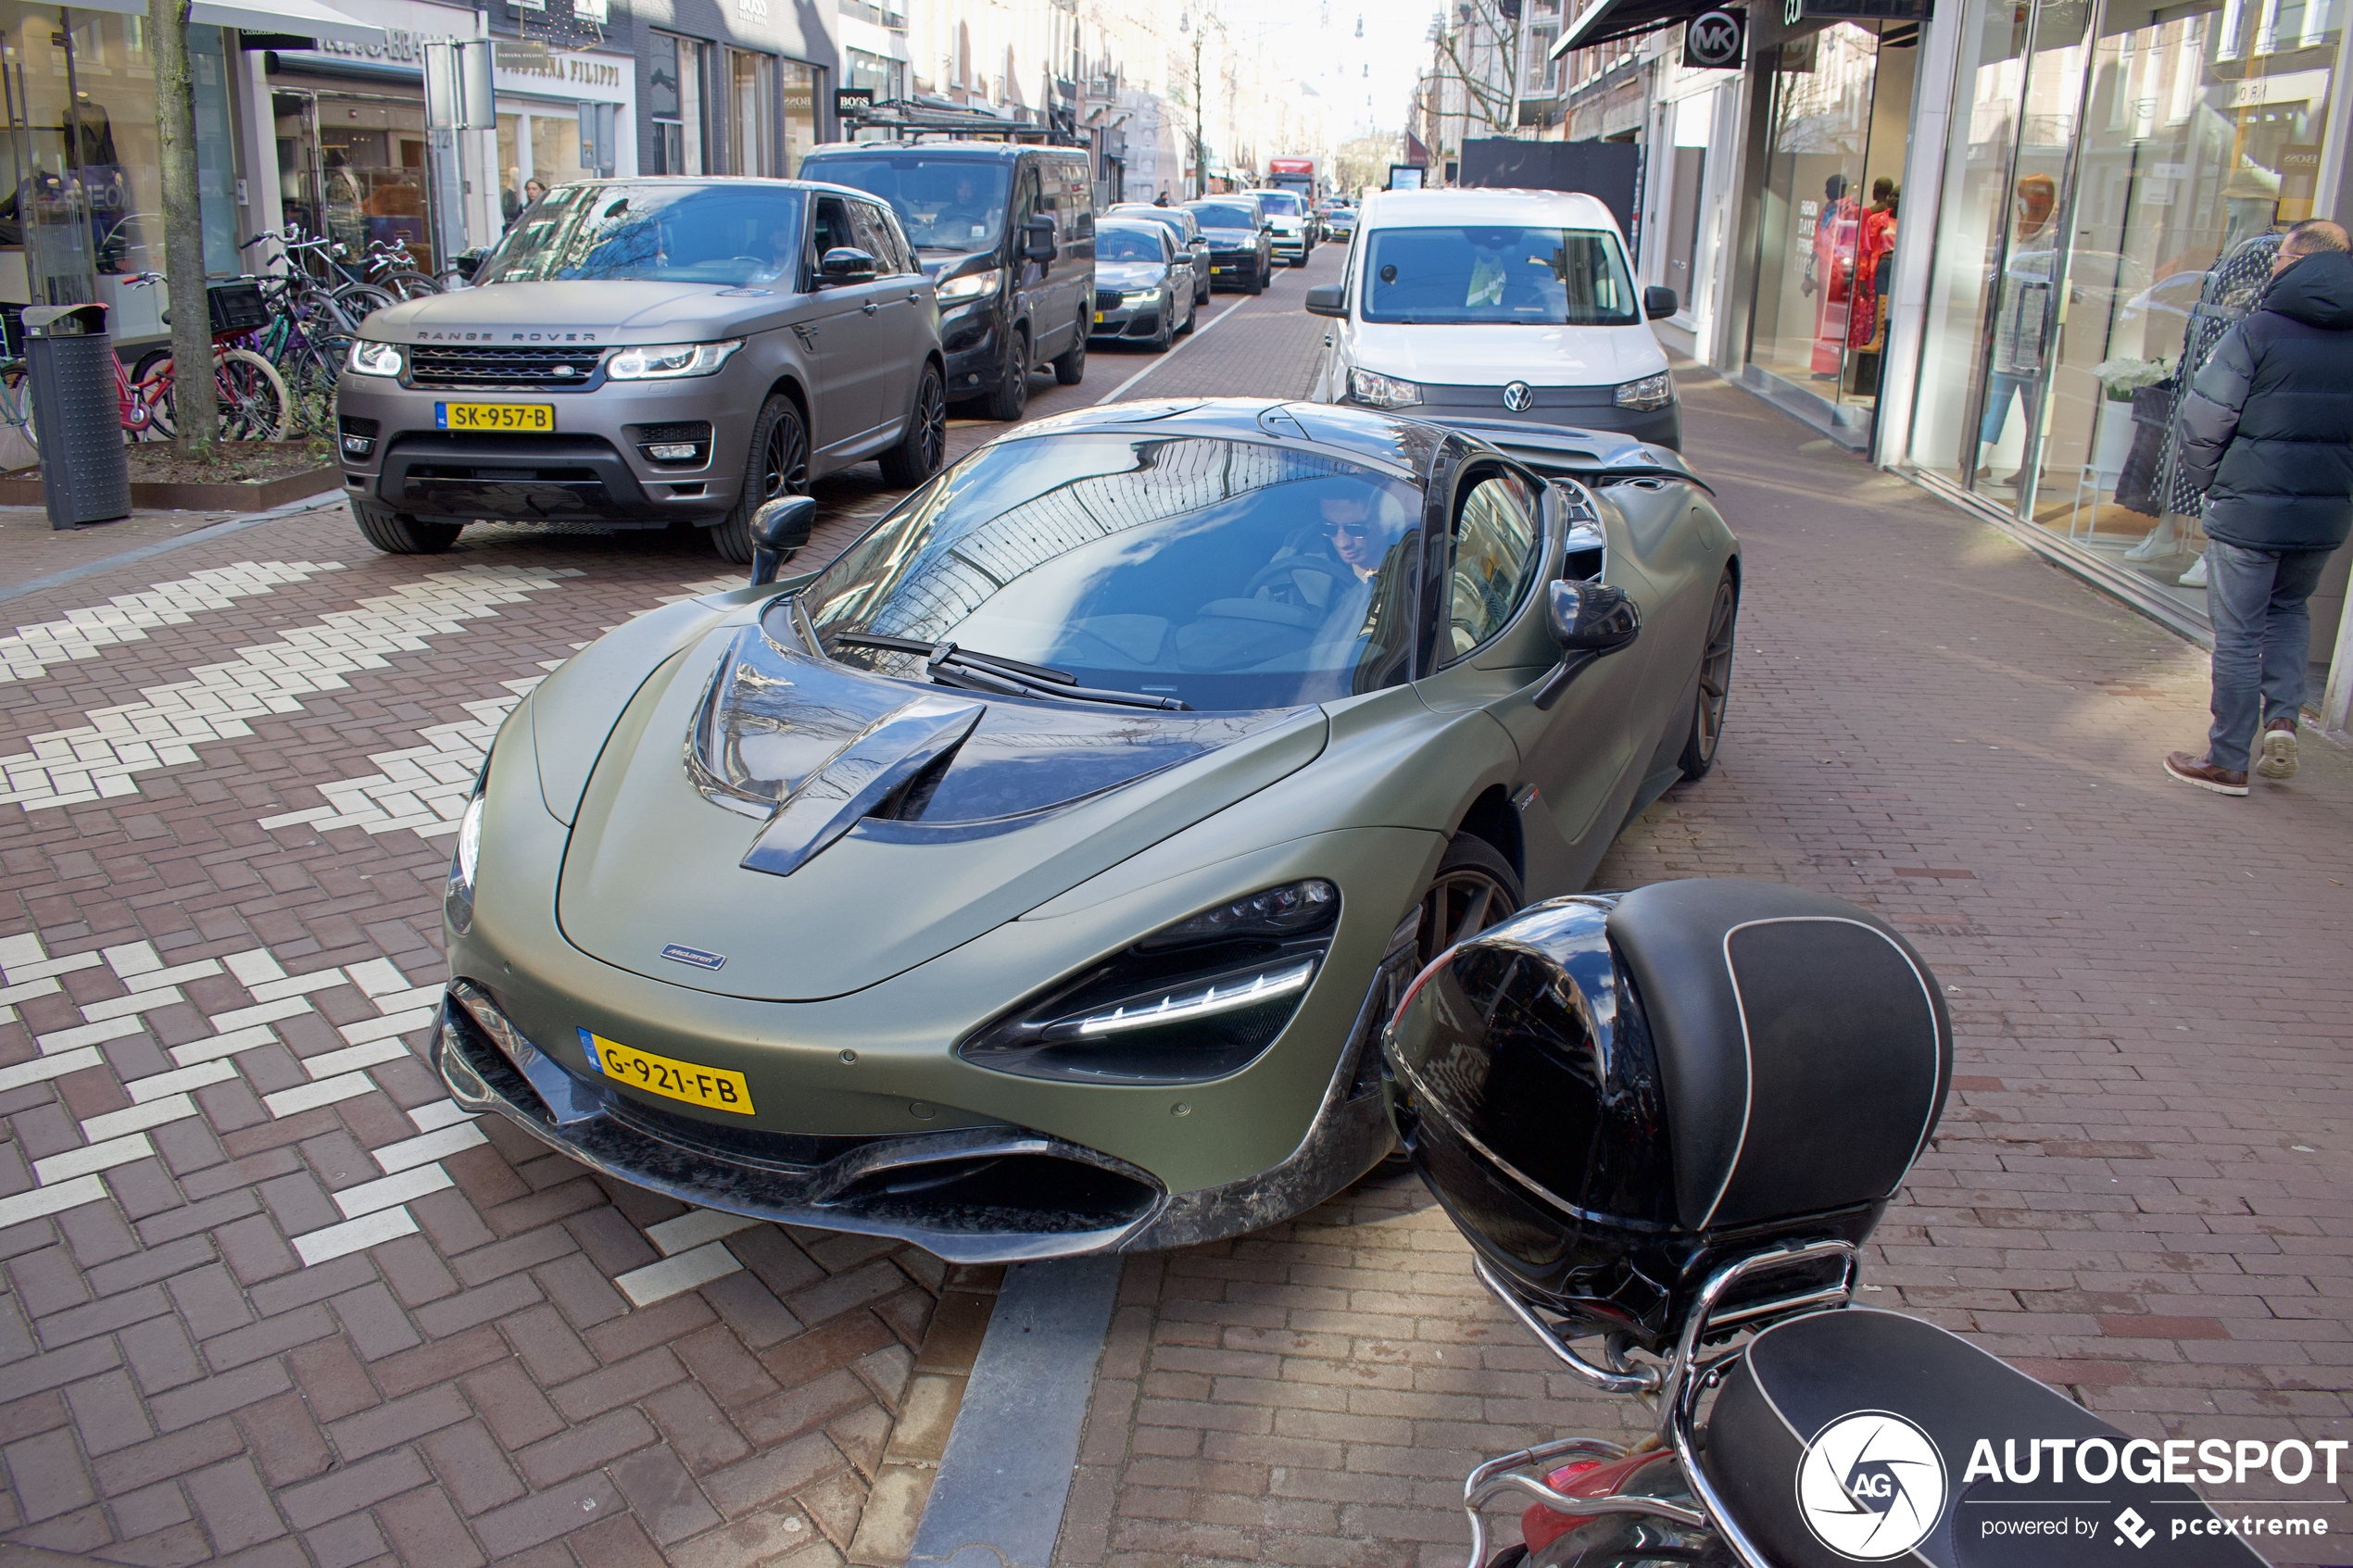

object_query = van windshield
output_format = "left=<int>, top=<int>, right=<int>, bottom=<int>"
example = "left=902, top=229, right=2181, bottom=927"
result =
left=1189, top=203, right=1257, bottom=232
left=1360, top=226, right=1638, bottom=326
left=1256, top=192, right=1304, bottom=218
left=474, top=183, right=809, bottom=286
left=801, top=157, right=1013, bottom=254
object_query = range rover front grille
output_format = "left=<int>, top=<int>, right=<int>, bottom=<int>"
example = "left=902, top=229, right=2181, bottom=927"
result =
left=406, top=345, right=606, bottom=390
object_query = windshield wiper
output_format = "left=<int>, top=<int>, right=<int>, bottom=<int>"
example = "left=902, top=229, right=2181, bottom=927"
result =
left=829, top=632, right=1192, bottom=711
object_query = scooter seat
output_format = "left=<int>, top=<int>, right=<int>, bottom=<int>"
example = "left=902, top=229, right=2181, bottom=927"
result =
left=1702, top=1307, right=2268, bottom=1566
left=1603, top=879, right=1950, bottom=1230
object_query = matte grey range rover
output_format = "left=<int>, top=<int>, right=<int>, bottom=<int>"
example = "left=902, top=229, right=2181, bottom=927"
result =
left=333, top=179, right=947, bottom=560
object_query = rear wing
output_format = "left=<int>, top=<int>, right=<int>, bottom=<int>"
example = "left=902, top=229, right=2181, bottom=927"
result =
left=1426, top=417, right=1714, bottom=495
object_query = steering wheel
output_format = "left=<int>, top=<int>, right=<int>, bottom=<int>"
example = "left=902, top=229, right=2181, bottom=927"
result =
left=1242, top=554, right=1344, bottom=606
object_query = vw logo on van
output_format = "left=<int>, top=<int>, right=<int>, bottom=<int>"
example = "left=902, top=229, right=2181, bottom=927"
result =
left=1794, top=1410, right=1946, bottom=1560
left=1502, top=381, right=1534, bottom=412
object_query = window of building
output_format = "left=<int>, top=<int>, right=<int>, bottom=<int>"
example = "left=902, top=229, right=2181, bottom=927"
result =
left=781, top=60, right=817, bottom=175
left=650, top=32, right=706, bottom=176
left=726, top=47, right=774, bottom=176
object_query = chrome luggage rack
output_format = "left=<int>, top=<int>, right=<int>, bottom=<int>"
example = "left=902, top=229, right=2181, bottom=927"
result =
left=1458, top=1238, right=1861, bottom=1568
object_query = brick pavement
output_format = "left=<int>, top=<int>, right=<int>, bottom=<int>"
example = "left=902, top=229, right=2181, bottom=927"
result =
left=1054, top=363, right=2353, bottom=1568
left=0, top=338, right=1150, bottom=1566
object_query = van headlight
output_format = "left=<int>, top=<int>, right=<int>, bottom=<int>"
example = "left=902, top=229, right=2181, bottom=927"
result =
left=1614, top=370, right=1676, bottom=411
left=446, top=760, right=488, bottom=935
left=937, top=268, right=1003, bottom=303
left=608, top=340, right=745, bottom=380
left=958, top=879, right=1340, bottom=1085
left=1349, top=368, right=1422, bottom=408
left=347, top=340, right=403, bottom=377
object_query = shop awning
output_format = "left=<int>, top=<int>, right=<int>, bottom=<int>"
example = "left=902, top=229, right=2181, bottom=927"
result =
left=1554, top=0, right=1708, bottom=55
left=66, top=0, right=385, bottom=46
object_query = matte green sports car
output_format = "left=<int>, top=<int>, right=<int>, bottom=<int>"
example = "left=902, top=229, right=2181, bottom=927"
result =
left=433, top=398, right=1739, bottom=1261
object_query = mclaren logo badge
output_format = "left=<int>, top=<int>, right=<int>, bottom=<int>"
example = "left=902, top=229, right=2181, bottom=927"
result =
left=660, top=944, right=727, bottom=972
left=1503, top=381, right=1535, bottom=412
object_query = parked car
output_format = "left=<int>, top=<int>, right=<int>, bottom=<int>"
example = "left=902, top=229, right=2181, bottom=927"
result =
left=799, top=140, right=1095, bottom=420
left=1107, top=202, right=1213, bottom=306
left=1183, top=196, right=1274, bottom=294
left=1304, top=188, right=1683, bottom=448
left=334, top=177, right=948, bottom=560
left=432, top=397, right=1739, bottom=1261
left=1251, top=187, right=1315, bottom=266
left=1089, top=220, right=1197, bottom=350
left=1322, top=201, right=1357, bottom=243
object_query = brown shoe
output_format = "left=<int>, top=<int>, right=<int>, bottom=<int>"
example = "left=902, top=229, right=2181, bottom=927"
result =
left=2164, top=751, right=2247, bottom=796
left=2254, top=718, right=2298, bottom=781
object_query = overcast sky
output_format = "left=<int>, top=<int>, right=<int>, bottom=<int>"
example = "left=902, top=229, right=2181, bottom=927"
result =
left=1236, top=0, right=1434, bottom=139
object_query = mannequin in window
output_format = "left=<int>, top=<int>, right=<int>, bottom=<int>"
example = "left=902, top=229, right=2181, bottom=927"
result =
left=1973, top=171, right=2057, bottom=488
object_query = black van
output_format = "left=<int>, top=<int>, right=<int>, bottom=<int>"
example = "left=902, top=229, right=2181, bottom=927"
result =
left=798, top=141, right=1096, bottom=420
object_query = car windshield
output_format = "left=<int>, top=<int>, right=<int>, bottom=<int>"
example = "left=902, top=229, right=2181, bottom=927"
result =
left=1097, top=227, right=1166, bottom=263
left=1190, top=203, right=1257, bottom=232
left=1360, top=225, right=1639, bottom=325
left=802, top=433, right=1426, bottom=710
left=800, top=156, right=1012, bottom=253
left=1113, top=208, right=1188, bottom=239
left=1257, top=192, right=1304, bottom=217
left=474, top=183, right=809, bottom=287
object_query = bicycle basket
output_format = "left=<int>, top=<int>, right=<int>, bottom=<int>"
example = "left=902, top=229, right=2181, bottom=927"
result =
left=207, top=282, right=271, bottom=335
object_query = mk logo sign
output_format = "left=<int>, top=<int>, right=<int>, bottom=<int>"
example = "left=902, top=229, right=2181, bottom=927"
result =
left=1684, top=6, right=1745, bottom=68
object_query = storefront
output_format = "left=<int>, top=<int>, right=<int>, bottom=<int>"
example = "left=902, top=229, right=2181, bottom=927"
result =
left=492, top=38, right=635, bottom=224
left=627, top=0, right=834, bottom=181
left=1640, top=47, right=1745, bottom=362
left=1888, top=0, right=2353, bottom=669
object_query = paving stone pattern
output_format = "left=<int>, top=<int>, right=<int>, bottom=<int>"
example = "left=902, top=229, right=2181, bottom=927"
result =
left=1056, top=347, right=2353, bottom=1568
left=0, top=372, right=1112, bottom=1565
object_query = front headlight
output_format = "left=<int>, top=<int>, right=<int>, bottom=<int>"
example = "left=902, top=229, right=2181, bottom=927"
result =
left=1614, top=370, right=1676, bottom=411
left=959, top=878, right=1340, bottom=1085
left=1350, top=367, right=1422, bottom=408
left=347, top=340, right=403, bottom=377
left=1123, top=288, right=1160, bottom=304
left=446, top=759, right=487, bottom=935
left=607, top=340, right=745, bottom=381
left=937, top=268, right=1003, bottom=303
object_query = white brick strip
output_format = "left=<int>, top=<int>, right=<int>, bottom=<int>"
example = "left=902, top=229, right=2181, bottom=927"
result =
left=645, top=1208, right=763, bottom=1257
left=0, top=1047, right=106, bottom=1093
left=261, top=1073, right=378, bottom=1118
left=32, top=1134, right=156, bottom=1184
left=79, top=1095, right=200, bottom=1143
left=0, top=1174, right=109, bottom=1231
left=125, top=1060, right=239, bottom=1102
left=614, top=1241, right=744, bottom=1308
left=0, top=560, right=340, bottom=685
left=371, top=1121, right=487, bottom=1174
left=290, top=1207, right=420, bottom=1267
left=333, top=1162, right=455, bottom=1219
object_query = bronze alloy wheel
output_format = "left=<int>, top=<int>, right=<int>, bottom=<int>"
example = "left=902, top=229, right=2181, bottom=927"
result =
left=760, top=399, right=811, bottom=502
left=1416, top=835, right=1523, bottom=968
left=1680, top=572, right=1738, bottom=780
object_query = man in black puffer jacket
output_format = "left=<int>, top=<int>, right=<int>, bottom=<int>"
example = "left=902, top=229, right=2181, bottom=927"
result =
left=2165, top=219, right=2353, bottom=796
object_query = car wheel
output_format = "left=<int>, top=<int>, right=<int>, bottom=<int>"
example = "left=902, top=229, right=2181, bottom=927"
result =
left=1179, top=288, right=1198, bottom=334
left=709, top=395, right=810, bottom=564
left=878, top=361, right=948, bottom=487
left=1248, top=262, right=1265, bottom=295
left=985, top=328, right=1030, bottom=420
left=350, top=496, right=460, bottom=555
left=1150, top=298, right=1174, bottom=353
left=1052, top=317, right=1087, bottom=385
left=1678, top=571, right=1739, bottom=780
left=1415, top=834, right=1523, bottom=968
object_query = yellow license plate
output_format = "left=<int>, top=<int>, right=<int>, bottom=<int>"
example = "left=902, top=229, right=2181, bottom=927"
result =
left=437, top=401, right=555, bottom=432
left=578, top=1029, right=754, bottom=1114
left=1094, top=311, right=1105, bottom=323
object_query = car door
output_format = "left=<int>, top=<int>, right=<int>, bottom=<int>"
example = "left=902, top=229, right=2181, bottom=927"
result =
left=1009, top=161, right=1049, bottom=366
left=804, top=193, right=893, bottom=454
left=849, top=196, right=922, bottom=430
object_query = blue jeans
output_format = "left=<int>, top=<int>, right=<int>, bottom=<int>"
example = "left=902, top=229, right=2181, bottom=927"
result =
left=2203, top=539, right=2334, bottom=771
left=1980, top=371, right=2033, bottom=447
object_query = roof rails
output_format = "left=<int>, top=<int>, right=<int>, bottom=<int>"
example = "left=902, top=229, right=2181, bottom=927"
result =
left=837, top=97, right=1087, bottom=146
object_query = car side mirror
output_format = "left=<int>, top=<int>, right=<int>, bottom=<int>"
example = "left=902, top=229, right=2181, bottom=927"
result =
left=1304, top=283, right=1346, bottom=318
left=1532, top=581, right=1640, bottom=710
left=1644, top=285, right=1679, bottom=320
left=749, top=495, right=820, bottom=586
left=820, top=247, right=878, bottom=284
left=451, top=246, right=488, bottom=282
left=1022, top=216, right=1056, bottom=264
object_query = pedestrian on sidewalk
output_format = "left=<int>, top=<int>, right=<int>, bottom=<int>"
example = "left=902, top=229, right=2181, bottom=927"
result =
left=2164, top=218, right=2353, bottom=797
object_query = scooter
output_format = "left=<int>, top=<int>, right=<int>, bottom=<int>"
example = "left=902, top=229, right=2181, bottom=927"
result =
left=1382, top=877, right=2273, bottom=1568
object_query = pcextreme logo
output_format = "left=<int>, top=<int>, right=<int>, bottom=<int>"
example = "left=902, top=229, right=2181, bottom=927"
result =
left=1796, top=1411, right=1948, bottom=1561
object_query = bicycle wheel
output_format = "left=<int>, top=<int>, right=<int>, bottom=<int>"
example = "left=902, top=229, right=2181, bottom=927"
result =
left=332, top=282, right=396, bottom=326
left=0, top=360, right=35, bottom=453
left=285, top=345, right=342, bottom=437
left=379, top=270, right=440, bottom=300
left=216, top=348, right=289, bottom=442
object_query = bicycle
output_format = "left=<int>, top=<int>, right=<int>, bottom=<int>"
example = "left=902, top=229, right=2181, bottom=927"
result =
left=233, top=231, right=386, bottom=435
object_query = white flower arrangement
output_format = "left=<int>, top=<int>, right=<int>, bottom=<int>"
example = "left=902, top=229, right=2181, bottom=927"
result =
left=2092, top=357, right=2171, bottom=399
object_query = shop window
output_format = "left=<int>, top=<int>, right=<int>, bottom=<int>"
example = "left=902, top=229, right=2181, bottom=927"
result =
left=651, top=32, right=706, bottom=177
left=726, top=48, right=774, bottom=177
left=781, top=61, right=817, bottom=176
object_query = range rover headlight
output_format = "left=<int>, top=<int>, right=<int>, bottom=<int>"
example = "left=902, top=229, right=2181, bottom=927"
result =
left=608, top=339, right=745, bottom=380
left=958, top=879, right=1340, bottom=1085
left=937, top=268, right=1003, bottom=303
left=347, top=340, right=403, bottom=377
left=446, top=759, right=488, bottom=935
left=1349, top=367, right=1422, bottom=408
left=1614, top=370, right=1676, bottom=411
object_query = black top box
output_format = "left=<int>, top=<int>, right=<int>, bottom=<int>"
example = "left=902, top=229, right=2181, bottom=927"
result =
left=1382, top=878, right=1952, bottom=1351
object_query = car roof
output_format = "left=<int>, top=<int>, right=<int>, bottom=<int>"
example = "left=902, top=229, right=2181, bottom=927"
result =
left=800, top=141, right=1072, bottom=162
left=999, top=397, right=1477, bottom=483
left=1362, top=186, right=1621, bottom=235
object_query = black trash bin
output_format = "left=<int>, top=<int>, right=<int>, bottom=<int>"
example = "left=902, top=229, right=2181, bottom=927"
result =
left=22, top=302, right=129, bottom=530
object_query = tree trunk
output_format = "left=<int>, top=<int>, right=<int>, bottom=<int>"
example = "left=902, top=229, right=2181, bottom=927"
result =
left=151, top=0, right=218, bottom=458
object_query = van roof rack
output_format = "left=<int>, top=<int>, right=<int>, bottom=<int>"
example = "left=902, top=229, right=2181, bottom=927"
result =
left=837, top=98, right=1086, bottom=145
